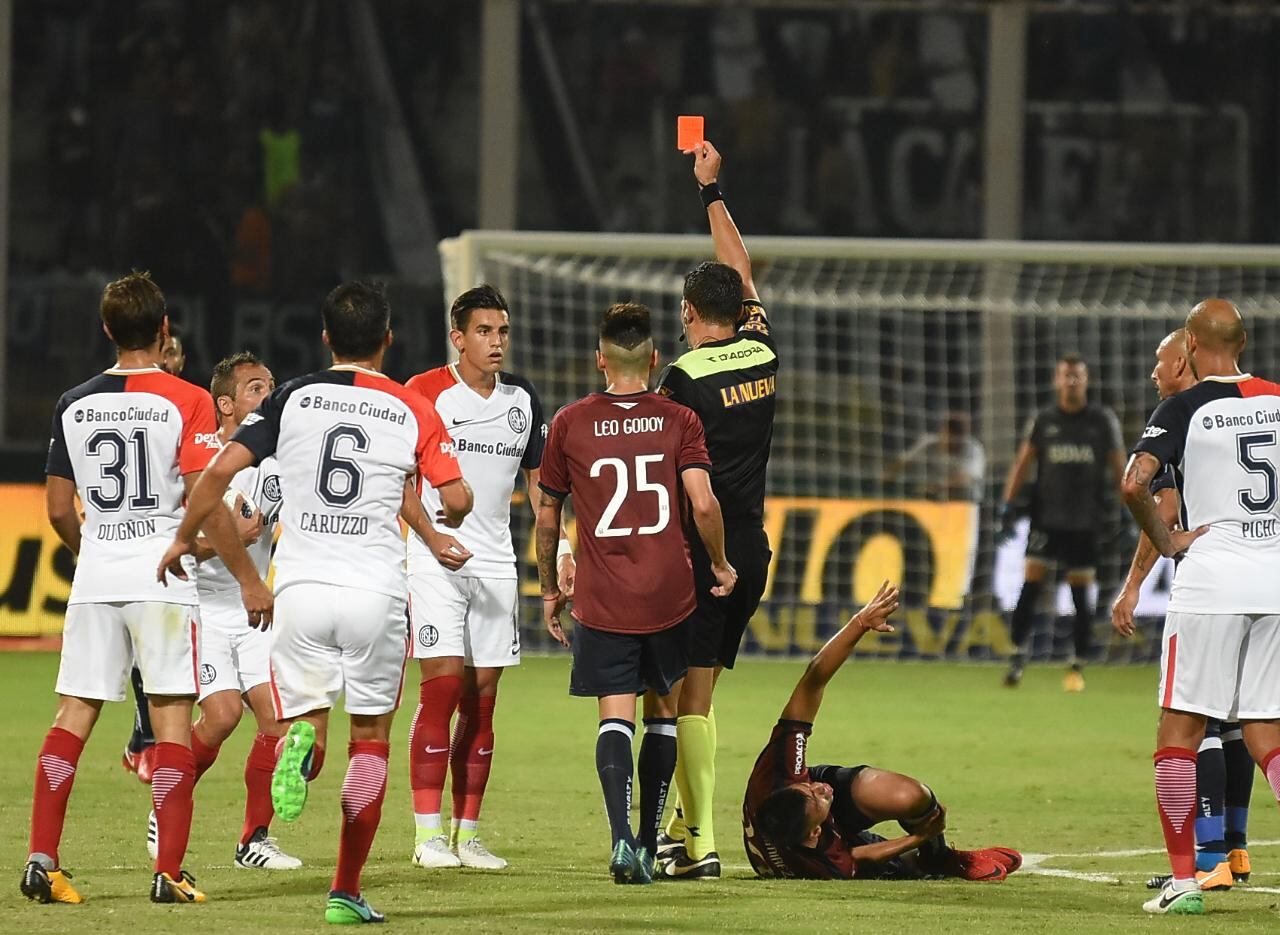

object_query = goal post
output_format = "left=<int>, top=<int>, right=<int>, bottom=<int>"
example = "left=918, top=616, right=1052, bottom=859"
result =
left=440, top=230, right=1280, bottom=663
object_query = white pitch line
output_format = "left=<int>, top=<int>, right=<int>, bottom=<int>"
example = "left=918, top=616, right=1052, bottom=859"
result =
left=1021, top=840, right=1280, bottom=886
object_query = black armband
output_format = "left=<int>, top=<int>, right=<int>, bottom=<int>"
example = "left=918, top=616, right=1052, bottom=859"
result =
left=699, top=182, right=723, bottom=209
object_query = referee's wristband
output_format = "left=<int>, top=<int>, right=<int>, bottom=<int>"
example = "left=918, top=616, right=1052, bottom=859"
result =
left=557, top=538, right=573, bottom=560
left=699, top=182, right=723, bottom=208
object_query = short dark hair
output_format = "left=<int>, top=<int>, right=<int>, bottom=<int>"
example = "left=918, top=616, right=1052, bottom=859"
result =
left=322, top=281, right=391, bottom=358
left=1058, top=352, right=1085, bottom=368
left=754, top=786, right=811, bottom=847
left=683, top=261, right=743, bottom=327
left=210, top=351, right=265, bottom=402
left=450, top=284, right=509, bottom=333
left=101, top=270, right=166, bottom=350
left=599, top=303, right=652, bottom=350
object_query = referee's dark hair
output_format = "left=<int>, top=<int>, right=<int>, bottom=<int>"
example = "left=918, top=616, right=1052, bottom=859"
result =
left=451, top=284, right=510, bottom=334
left=683, top=261, right=743, bottom=327
left=322, top=280, right=391, bottom=359
left=754, top=786, right=813, bottom=846
left=101, top=270, right=167, bottom=350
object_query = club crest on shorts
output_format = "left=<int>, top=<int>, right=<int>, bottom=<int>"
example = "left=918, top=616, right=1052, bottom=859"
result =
left=199, top=663, right=217, bottom=686
left=418, top=624, right=439, bottom=648
left=508, top=406, right=529, bottom=434
left=262, top=474, right=282, bottom=502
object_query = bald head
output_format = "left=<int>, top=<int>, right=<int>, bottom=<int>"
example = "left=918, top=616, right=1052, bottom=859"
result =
left=1152, top=328, right=1194, bottom=399
left=1186, top=299, right=1245, bottom=355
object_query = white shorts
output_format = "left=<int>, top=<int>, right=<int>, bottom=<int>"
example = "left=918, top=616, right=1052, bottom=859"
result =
left=56, top=601, right=200, bottom=701
left=408, top=571, right=521, bottom=667
left=269, top=582, right=409, bottom=719
left=197, top=591, right=272, bottom=701
left=1159, top=612, right=1280, bottom=720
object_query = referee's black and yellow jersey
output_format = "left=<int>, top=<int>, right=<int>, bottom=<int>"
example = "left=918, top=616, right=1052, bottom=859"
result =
left=657, top=300, right=778, bottom=524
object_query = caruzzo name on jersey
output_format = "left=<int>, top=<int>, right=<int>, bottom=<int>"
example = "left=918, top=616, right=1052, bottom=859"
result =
left=593, top=416, right=665, bottom=436
left=298, top=511, right=370, bottom=535
left=455, top=436, right=524, bottom=458
left=297, top=394, right=407, bottom=424
left=1045, top=443, right=1095, bottom=464
left=76, top=406, right=170, bottom=424
left=97, top=518, right=158, bottom=541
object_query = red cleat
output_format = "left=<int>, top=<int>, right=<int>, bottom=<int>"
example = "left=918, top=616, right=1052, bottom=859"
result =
left=126, top=746, right=157, bottom=784
left=122, top=747, right=140, bottom=775
left=981, top=847, right=1022, bottom=874
left=944, top=849, right=1008, bottom=882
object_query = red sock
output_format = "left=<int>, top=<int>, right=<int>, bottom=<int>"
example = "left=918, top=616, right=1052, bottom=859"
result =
left=29, top=727, right=85, bottom=865
left=1154, top=747, right=1197, bottom=879
left=241, top=732, right=278, bottom=845
left=452, top=694, right=496, bottom=822
left=190, top=728, right=220, bottom=783
left=1261, top=747, right=1280, bottom=801
left=410, top=675, right=462, bottom=818
left=332, top=740, right=389, bottom=897
left=152, top=742, right=197, bottom=878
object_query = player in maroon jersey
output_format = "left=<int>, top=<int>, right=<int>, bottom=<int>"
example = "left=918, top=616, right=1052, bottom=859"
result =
left=744, top=582, right=1022, bottom=883
left=535, top=303, right=736, bottom=884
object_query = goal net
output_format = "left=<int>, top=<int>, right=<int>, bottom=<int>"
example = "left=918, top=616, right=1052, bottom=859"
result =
left=440, top=232, right=1280, bottom=663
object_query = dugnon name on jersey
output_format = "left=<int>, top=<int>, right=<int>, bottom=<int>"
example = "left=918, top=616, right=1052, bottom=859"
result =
left=96, top=517, right=158, bottom=541
left=593, top=416, right=665, bottom=436
left=298, top=511, right=370, bottom=536
left=720, top=375, right=777, bottom=409
left=454, top=436, right=525, bottom=458
left=297, top=394, right=407, bottom=425
left=74, top=406, right=170, bottom=425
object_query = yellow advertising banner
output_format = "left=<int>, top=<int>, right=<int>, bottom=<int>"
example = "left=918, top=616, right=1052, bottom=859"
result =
left=0, top=484, right=75, bottom=637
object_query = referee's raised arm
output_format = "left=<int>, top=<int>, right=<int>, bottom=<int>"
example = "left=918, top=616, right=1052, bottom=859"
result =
left=689, top=140, right=759, bottom=304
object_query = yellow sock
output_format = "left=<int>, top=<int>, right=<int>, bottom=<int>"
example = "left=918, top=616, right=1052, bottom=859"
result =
left=674, top=714, right=716, bottom=859
left=665, top=787, right=689, bottom=842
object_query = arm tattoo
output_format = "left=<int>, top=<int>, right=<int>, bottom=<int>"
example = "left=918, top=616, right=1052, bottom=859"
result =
left=535, top=526, right=559, bottom=595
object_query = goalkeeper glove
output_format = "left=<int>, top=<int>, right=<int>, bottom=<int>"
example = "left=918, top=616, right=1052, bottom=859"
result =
left=996, top=501, right=1018, bottom=546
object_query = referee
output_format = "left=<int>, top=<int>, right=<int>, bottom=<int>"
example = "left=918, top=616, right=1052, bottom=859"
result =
left=656, top=140, right=778, bottom=880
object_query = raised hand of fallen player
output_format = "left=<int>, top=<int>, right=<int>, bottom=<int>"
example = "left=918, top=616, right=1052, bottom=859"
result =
left=542, top=591, right=570, bottom=647
left=689, top=140, right=721, bottom=186
left=431, top=533, right=473, bottom=571
left=710, top=560, right=737, bottom=598
left=851, top=581, right=900, bottom=633
left=1111, top=586, right=1138, bottom=638
left=241, top=576, right=275, bottom=631
left=156, top=536, right=195, bottom=584
left=557, top=552, right=577, bottom=598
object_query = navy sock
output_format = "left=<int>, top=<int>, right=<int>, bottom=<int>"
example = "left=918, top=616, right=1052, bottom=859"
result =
left=128, top=666, right=154, bottom=752
left=596, top=719, right=636, bottom=850
left=638, top=718, right=677, bottom=855
left=1222, top=723, right=1252, bottom=849
left=1010, top=580, right=1043, bottom=653
left=1070, top=584, right=1093, bottom=663
left=1195, top=734, right=1227, bottom=869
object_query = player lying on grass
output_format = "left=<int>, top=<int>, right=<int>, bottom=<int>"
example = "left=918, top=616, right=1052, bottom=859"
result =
left=744, top=582, right=1021, bottom=882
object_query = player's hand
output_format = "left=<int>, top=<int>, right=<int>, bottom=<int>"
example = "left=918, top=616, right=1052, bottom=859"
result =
left=241, top=576, right=275, bottom=631
left=542, top=591, right=570, bottom=647
left=851, top=580, right=900, bottom=633
left=918, top=803, right=947, bottom=839
left=557, top=552, right=577, bottom=598
left=233, top=496, right=264, bottom=545
left=435, top=507, right=467, bottom=530
left=995, top=502, right=1017, bottom=547
left=710, top=561, right=737, bottom=597
left=1166, top=524, right=1209, bottom=558
left=1111, top=586, right=1138, bottom=638
left=156, top=537, right=195, bottom=584
left=688, top=140, right=721, bottom=186
left=431, top=533, right=473, bottom=571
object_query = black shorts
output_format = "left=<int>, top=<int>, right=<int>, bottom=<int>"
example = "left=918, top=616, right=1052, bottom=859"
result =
left=688, top=523, right=771, bottom=669
left=569, top=618, right=690, bottom=699
left=808, top=764, right=875, bottom=834
left=1025, top=526, right=1098, bottom=572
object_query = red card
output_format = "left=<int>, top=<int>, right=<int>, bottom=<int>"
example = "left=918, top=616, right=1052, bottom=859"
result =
left=677, top=115, right=704, bottom=152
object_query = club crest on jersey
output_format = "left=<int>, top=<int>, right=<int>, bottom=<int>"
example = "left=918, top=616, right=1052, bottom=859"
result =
left=418, top=625, right=439, bottom=648
left=262, top=475, right=282, bottom=502
left=1203, top=416, right=1214, bottom=430
left=508, top=407, right=529, bottom=434
left=199, top=663, right=216, bottom=686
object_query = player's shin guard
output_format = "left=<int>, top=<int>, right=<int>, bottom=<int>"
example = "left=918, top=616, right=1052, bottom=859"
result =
left=151, top=742, right=197, bottom=879
left=674, top=714, right=716, bottom=860
left=1069, top=584, right=1093, bottom=664
left=409, top=675, right=461, bottom=840
left=1154, top=747, right=1198, bottom=880
left=241, top=732, right=278, bottom=846
left=1009, top=580, right=1043, bottom=652
left=190, top=728, right=220, bottom=784
left=900, top=789, right=949, bottom=866
left=333, top=740, right=390, bottom=897
left=1222, top=724, right=1251, bottom=849
left=596, top=719, right=636, bottom=849
left=1194, top=735, right=1227, bottom=867
left=638, top=718, right=677, bottom=854
left=451, top=693, right=496, bottom=842
left=29, top=727, right=85, bottom=867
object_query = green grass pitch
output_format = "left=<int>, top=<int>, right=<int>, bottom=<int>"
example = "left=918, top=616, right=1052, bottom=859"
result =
left=2, top=653, right=1279, bottom=933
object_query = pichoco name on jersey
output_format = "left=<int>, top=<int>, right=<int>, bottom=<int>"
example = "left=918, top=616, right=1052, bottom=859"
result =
left=298, top=512, right=370, bottom=535
left=78, top=407, right=170, bottom=423
left=298, top=395, right=407, bottom=424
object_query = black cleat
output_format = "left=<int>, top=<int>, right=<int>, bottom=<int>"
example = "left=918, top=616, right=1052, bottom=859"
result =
left=610, top=840, right=636, bottom=885
left=659, top=850, right=721, bottom=880
left=655, top=831, right=686, bottom=862
left=1002, top=665, right=1023, bottom=688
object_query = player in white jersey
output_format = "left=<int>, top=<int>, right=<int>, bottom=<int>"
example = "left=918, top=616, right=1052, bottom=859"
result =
left=1123, top=300, right=1280, bottom=915
left=403, top=284, right=574, bottom=870
left=24, top=271, right=266, bottom=908
left=142, top=351, right=302, bottom=870
left=157, top=281, right=474, bottom=925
